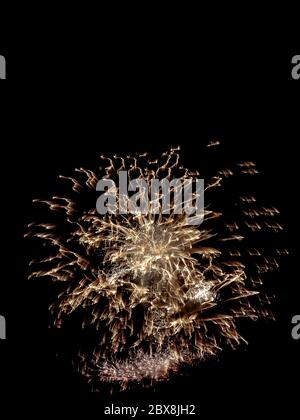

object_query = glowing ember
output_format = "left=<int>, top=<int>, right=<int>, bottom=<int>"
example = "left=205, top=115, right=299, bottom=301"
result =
left=26, top=143, right=284, bottom=391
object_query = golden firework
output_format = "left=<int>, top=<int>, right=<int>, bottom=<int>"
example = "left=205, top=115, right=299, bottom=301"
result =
left=26, top=144, right=284, bottom=390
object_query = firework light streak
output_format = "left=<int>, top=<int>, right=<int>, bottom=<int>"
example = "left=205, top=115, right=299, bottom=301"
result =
left=26, top=143, right=285, bottom=390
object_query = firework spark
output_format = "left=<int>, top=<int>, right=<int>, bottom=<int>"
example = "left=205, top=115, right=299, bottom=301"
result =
left=26, top=143, right=284, bottom=391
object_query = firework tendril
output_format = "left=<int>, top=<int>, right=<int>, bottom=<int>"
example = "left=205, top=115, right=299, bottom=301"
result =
left=26, top=143, right=285, bottom=391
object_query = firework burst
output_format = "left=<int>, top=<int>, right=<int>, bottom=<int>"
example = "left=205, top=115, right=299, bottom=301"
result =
left=26, top=143, right=284, bottom=391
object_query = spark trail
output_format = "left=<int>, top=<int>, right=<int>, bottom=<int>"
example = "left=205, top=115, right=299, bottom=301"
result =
left=26, top=143, right=285, bottom=391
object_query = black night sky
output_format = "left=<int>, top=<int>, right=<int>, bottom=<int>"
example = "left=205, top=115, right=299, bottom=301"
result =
left=0, top=18, right=299, bottom=418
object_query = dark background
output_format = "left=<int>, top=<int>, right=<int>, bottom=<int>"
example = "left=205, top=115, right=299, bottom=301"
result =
left=0, top=18, right=299, bottom=418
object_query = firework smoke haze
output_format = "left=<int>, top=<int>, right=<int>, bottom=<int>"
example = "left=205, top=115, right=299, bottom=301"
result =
left=26, top=143, right=285, bottom=391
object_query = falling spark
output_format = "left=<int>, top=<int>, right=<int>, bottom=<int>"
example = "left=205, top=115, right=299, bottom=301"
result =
left=26, top=143, right=284, bottom=391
